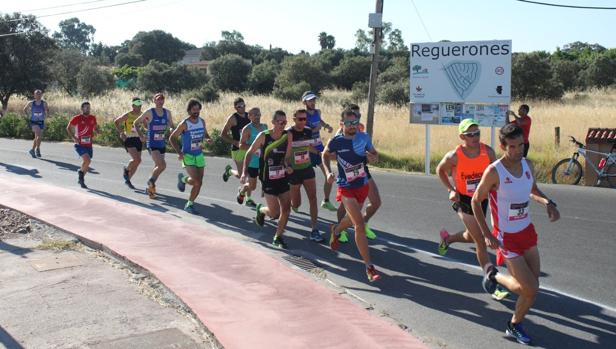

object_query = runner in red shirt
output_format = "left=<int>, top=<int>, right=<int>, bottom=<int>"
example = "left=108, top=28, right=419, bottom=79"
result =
left=66, top=101, right=97, bottom=188
left=506, top=104, right=531, bottom=157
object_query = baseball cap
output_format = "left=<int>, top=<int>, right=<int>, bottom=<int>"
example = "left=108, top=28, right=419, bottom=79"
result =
left=301, top=91, right=317, bottom=102
left=458, top=118, right=479, bottom=134
left=132, top=97, right=143, bottom=106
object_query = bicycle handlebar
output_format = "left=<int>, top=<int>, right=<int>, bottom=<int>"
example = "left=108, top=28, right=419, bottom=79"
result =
left=569, top=136, right=585, bottom=148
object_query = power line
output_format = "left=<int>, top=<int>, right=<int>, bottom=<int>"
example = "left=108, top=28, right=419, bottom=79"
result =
left=19, top=0, right=111, bottom=13
left=9, top=0, right=147, bottom=22
left=514, top=0, right=616, bottom=10
left=410, top=0, right=433, bottom=41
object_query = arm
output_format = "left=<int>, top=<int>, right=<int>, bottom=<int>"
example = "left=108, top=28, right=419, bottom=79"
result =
left=133, top=110, right=150, bottom=141
left=167, top=109, right=175, bottom=130
left=66, top=120, right=78, bottom=144
left=203, top=119, right=212, bottom=144
left=43, top=101, right=49, bottom=117
left=322, top=139, right=336, bottom=184
left=365, top=136, right=379, bottom=163
left=242, top=132, right=264, bottom=179
left=169, top=121, right=186, bottom=160
left=436, top=150, right=459, bottom=201
left=319, top=119, right=333, bottom=133
left=528, top=161, right=560, bottom=222
left=284, top=130, right=294, bottom=167
left=114, top=112, right=130, bottom=141
left=23, top=101, right=32, bottom=116
left=239, top=126, right=251, bottom=150
left=221, top=115, right=238, bottom=146
left=472, top=166, right=500, bottom=249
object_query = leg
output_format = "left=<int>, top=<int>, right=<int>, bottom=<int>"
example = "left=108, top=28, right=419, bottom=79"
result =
left=459, top=213, right=491, bottom=268
left=126, top=147, right=142, bottom=179
left=318, top=163, right=333, bottom=201
left=150, top=150, right=166, bottom=180
left=336, top=201, right=346, bottom=222
left=185, top=166, right=203, bottom=202
left=275, top=191, right=291, bottom=237
left=495, top=252, right=539, bottom=324
left=80, top=154, right=91, bottom=173
left=364, top=178, right=381, bottom=222
left=342, top=196, right=372, bottom=266
left=303, top=178, right=318, bottom=230
left=290, top=183, right=302, bottom=210
left=262, top=194, right=281, bottom=220
left=32, top=126, right=42, bottom=150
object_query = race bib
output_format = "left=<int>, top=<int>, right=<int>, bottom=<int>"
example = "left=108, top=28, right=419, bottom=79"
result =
left=268, top=165, right=286, bottom=180
left=466, top=178, right=481, bottom=194
left=344, top=163, right=366, bottom=182
left=294, top=150, right=309, bottom=165
left=254, top=148, right=262, bottom=158
left=191, top=140, right=202, bottom=151
left=81, top=136, right=91, bottom=145
left=508, top=202, right=529, bottom=221
left=32, top=112, right=43, bottom=119
left=153, top=131, right=165, bottom=141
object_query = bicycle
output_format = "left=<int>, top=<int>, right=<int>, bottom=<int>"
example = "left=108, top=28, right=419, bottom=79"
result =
left=551, top=136, right=616, bottom=188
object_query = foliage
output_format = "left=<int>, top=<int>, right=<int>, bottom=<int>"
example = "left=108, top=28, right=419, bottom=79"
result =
left=512, top=52, right=564, bottom=100
left=114, top=52, right=144, bottom=67
left=318, top=32, right=336, bottom=50
left=190, top=83, right=220, bottom=103
left=209, top=54, right=251, bottom=91
left=331, top=56, right=371, bottom=89
left=0, top=113, right=31, bottom=139
left=273, top=55, right=329, bottom=99
left=76, top=65, right=115, bottom=98
left=49, top=49, right=87, bottom=96
left=137, top=61, right=207, bottom=93
left=52, top=17, right=95, bottom=54
left=42, top=115, right=71, bottom=141
left=204, top=128, right=229, bottom=156
left=128, top=30, right=194, bottom=64
left=248, top=60, right=280, bottom=94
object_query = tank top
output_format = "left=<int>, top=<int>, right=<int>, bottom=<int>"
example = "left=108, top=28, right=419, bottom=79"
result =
left=454, top=143, right=491, bottom=197
left=286, top=126, right=313, bottom=170
left=259, top=130, right=288, bottom=183
left=306, top=109, right=324, bottom=151
left=147, top=108, right=169, bottom=148
left=489, top=158, right=533, bottom=234
left=230, top=112, right=250, bottom=151
left=246, top=123, right=267, bottom=169
left=180, top=117, right=205, bottom=155
left=31, top=100, right=46, bottom=122
left=123, top=111, right=140, bottom=137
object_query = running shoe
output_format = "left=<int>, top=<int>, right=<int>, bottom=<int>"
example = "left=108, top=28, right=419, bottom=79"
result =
left=146, top=181, right=156, bottom=199
left=177, top=173, right=186, bottom=192
left=184, top=203, right=198, bottom=215
left=321, top=200, right=337, bottom=211
left=291, top=206, right=299, bottom=213
left=28, top=149, right=36, bottom=158
left=482, top=265, right=498, bottom=294
left=222, top=164, right=232, bottom=182
left=123, top=167, right=129, bottom=181
left=438, top=229, right=450, bottom=256
left=365, top=224, right=377, bottom=240
left=272, top=235, right=288, bottom=249
left=492, top=285, right=510, bottom=301
left=255, top=203, right=265, bottom=227
left=338, top=230, right=349, bottom=243
left=309, top=229, right=324, bottom=243
left=245, top=198, right=257, bottom=208
left=35, top=149, right=41, bottom=157
left=237, top=188, right=245, bottom=204
left=366, top=265, right=381, bottom=282
left=125, top=180, right=136, bottom=190
left=506, top=321, right=532, bottom=345
left=78, top=177, right=87, bottom=189
left=329, top=224, right=339, bottom=251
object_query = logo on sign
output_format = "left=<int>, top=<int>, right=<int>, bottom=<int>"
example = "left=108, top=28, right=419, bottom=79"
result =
left=416, top=85, right=423, bottom=92
left=411, top=64, right=429, bottom=76
left=495, top=66, right=505, bottom=75
left=496, top=86, right=503, bottom=95
left=444, top=61, right=481, bottom=99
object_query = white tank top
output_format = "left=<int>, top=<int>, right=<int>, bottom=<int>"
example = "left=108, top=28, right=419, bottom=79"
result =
left=489, top=158, right=533, bottom=234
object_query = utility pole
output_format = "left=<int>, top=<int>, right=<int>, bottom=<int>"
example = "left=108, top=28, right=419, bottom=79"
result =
left=366, top=0, right=384, bottom=138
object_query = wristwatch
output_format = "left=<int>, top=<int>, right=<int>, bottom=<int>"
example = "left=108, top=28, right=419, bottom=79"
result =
left=547, top=199, right=557, bottom=208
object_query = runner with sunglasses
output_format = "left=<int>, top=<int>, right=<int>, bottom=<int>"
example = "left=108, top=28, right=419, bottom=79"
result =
left=237, top=107, right=267, bottom=208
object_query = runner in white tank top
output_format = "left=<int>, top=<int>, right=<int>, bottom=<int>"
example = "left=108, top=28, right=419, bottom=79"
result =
left=471, top=124, right=560, bottom=345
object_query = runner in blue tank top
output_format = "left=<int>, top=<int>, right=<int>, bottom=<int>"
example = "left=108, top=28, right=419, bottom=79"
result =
left=134, top=93, right=174, bottom=198
left=237, top=107, right=267, bottom=208
left=23, top=89, right=49, bottom=158
left=170, top=99, right=212, bottom=214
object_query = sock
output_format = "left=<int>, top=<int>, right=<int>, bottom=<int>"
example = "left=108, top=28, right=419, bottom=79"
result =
left=185, top=200, right=194, bottom=208
left=324, top=199, right=330, bottom=202
left=78, top=170, right=85, bottom=179
left=149, top=177, right=157, bottom=185
left=182, top=175, right=188, bottom=184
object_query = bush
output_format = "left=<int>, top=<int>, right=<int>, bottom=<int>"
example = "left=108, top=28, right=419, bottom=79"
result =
left=190, top=83, right=220, bottom=103
left=42, top=115, right=70, bottom=141
left=248, top=60, right=280, bottom=94
left=331, top=56, right=371, bottom=89
left=273, top=81, right=312, bottom=101
left=512, top=52, right=563, bottom=100
left=209, top=54, right=251, bottom=92
left=0, top=113, right=30, bottom=139
left=95, top=121, right=123, bottom=147
left=137, top=60, right=207, bottom=93
left=204, top=128, right=229, bottom=156
left=378, top=81, right=409, bottom=106
left=351, top=81, right=369, bottom=101
left=273, top=55, right=329, bottom=98
left=77, top=64, right=115, bottom=98
left=114, top=52, right=144, bottom=67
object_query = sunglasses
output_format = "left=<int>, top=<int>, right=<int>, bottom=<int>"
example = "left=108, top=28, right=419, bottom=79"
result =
left=343, top=120, right=360, bottom=126
left=295, top=117, right=307, bottom=121
left=235, top=104, right=245, bottom=108
left=462, top=130, right=481, bottom=137
left=275, top=119, right=287, bottom=124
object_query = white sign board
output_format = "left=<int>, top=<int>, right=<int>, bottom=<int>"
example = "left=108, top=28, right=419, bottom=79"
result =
left=410, top=102, right=509, bottom=127
left=410, top=40, right=512, bottom=104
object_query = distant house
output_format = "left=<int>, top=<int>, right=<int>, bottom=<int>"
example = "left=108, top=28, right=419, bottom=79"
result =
left=179, top=49, right=209, bottom=70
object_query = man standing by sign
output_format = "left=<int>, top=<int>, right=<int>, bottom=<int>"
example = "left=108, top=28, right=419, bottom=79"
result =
left=506, top=104, right=532, bottom=157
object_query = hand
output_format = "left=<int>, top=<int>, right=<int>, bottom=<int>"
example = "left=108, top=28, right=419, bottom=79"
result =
left=234, top=141, right=240, bottom=148
left=448, top=190, right=460, bottom=202
left=484, top=234, right=500, bottom=250
left=72, top=136, right=79, bottom=144
left=177, top=153, right=184, bottom=161
left=326, top=125, right=333, bottom=133
left=366, top=152, right=378, bottom=163
left=240, top=174, right=248, bottom=184
left=547, top=204, right=560, bottom=222
left=286, top=167, right=294, bottom=175
left=139, top=135, right=146, bottom=143
left=326, top=172, right=335, bottom=184
left=120, top=132, right=127, bottom=141
left=206, top=138, right=213, bottom=145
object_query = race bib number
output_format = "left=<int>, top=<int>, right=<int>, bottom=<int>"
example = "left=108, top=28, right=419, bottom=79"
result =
left=81, top=136, right=91, bottom=145
left=508, top=202, right=529, bottom=221
left=466, top=178, right=481, bottom=194
left=294, top=150, right=309, bottom=164
left=254, top=149, right=262, bottom=158
left=33, top=112, right=43, bottom=119
left=344, top=164, right=366, bottom=182
left=153, top=131, right=165, bottom=141
left=268, top=165, right=286, bottom=180
left=191, top=140, right=202, bottom=151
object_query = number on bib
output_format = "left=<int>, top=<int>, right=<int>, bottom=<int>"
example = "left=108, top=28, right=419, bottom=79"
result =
left=294, top=150, right=309, bottom=165
left=508, top=202, right=529, bottom=221
left=344, top=164, right=366, bottom=182
left=268, top=165, right=286, bottom=180
left=81, top=136, right=91, bottom=145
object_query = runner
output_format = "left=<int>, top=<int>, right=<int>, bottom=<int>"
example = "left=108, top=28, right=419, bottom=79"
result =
left=133, top=92, right=174, bottom=199
left=302, top=91, right=337, bottom=211
left=23, top=89, right=49, bottom=158
left=66, top=101, right=97, bottom=189
left=242, top=110, right=292, bottom=249
left=335, top=105, right=379, bottom=242
left=237, top=107, right=267, bottom=208
left=472, top=123, right=560, bottom=345
left=324, top=109, right=381, bottom=282
left=435, top=119, right=509, bottom=300
left=113, top=97, right=144, bottom=189
left=169, top=99, right=212, bottom=214
left=222, top=97, right=250, bottom=182
left=285, top=109, right=324, bottom=243
left=506, top=104, right=532, bottom=157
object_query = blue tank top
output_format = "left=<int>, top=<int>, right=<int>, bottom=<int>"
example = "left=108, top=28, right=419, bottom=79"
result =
left=31, top=101, right=46, bottom=122
left=181, top=117, right=205, bottom=155
left=147, top=108, right=169, bottom=148
left=326, top=133, right=373, bottom=189
left=247, top=123, right=267, bottom=168
left=306, top=109, right=324, bottom=151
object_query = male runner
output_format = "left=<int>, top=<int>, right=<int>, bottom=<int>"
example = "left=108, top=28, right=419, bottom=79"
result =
left=23, top=89, right=49, bottom=158
left=302, top=91, right=336, bottom=211
left=170, top=99, right=212, bottom=214
left=134, top=92, right=174, bottom=198
left=506, top=104, right=532, bottom=157
left=222, top=97, right=250, bottom=182
left=285, top=109, right=323, bottom=243
left=237, top=107, right=267, bottom=208
left=66, top=101, right=97, bottom=189
left=324, top=110, right=381, bottom=282
left=242, top=110, right=292, bottom=249
left=114, top=97, right=143, bottom=189
left=472, top=123, right=560, bottom=345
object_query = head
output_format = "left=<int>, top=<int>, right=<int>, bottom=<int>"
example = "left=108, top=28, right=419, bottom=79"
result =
left=234, top=97, right=246, bottom=114
left=33, top=89, right=43, bottom=101
left=186, top=99, right=202, bottom=118
left=248, top=107, right=261, bottom=123
left=458, top=119, right=481, bottom=147
left=293, top=109, right=308, bottom=129
left=348, top=103, right=361, bottom=119
left=131, top=97, right=143, bottom=113
left=518, top=104, right=530, bottom=117
left=301, top=91, right=317, bottom=110
left=271, top=110, right=287, bottom=130
left=153, top=93, right=165, bottom=108
left=499, top=123, right=525, bottom=162
left=340, top=109, right=359, bottom=136
left=81, top=101, right=91, bottom=115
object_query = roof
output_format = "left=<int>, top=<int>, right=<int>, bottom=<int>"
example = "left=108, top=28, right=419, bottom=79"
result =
left=586, top=128, right=616, bottom=143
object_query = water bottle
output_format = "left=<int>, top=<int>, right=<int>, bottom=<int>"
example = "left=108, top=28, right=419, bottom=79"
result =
left=598, top=158, right=607, bottom=170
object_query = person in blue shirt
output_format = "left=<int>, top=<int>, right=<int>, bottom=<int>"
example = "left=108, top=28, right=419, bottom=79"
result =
left=23, top=89, right=49, bottom=158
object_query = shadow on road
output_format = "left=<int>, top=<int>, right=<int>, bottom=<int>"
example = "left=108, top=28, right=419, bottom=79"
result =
left=0, top=162, right=41, bottom=178
left=39, top=158, right=99, bottom=174
left=0, top=240, right=33, bottom=258
left=0, top=325, right=24, bottom=349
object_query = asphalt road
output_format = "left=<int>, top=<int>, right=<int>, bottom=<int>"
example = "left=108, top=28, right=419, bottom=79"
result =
left=1, top=138, right=615, bottom=349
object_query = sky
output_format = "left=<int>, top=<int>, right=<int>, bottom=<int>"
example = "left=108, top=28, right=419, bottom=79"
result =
left=3, top=0, right=616, bottom=54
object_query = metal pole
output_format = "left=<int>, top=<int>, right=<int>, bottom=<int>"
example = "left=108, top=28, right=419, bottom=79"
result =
left=366, top=0, right=384, bottom=138
left=490, top=126, right=496, bottom=149
left=555, top=126, right=560, bottom=148
left=425, top=124, right=431, bottom=175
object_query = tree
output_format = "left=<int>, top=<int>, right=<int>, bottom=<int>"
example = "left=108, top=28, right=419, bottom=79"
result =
left=221, top=30, right=244, bottom=43
left=209, top=54, right=251, bottom=91
left=137, top=60, right=206, bottom=94
left=0, top=13, right=56, bottom=113
left=512, top=52, right=563, bottom=100
left=248, top=60, right=280, bottom=94
left=76, top=65, right=114, bottom=98
left=128, top=30, right=193, bottom=64
left=273, top=55, right=329, bottom=100
left=579, top=55, right=616, bottom=88
left=52, top=17, right=96, bottom=54
left=551, top=58, right=582, bottom=91
left=49, top=49, right=87, bottom=96
left=355, top=29, right=371, bottom=52
left=318, top=32, right=336, bottom=50
left=114, top=52, right=144, bottom=67
left=388, top=29, right=406, bottom=51
left=89, top=42, right=119, bottom=65
left=331, top=56, right=371, bottom=89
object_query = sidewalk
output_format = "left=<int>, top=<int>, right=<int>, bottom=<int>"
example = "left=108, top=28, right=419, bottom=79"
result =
left=0, top=174, right=427, bottom=349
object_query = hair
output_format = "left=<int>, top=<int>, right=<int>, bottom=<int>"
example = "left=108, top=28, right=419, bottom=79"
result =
left=81, top=101, right=90, bottom=108
left=248, top=107, right=261, bottom=116
left=340, top=109, right=357, bottom=121
left=293, top=109, right=307, bottom=118
left=233, top=97, right=245, bottom=106
left=499, top=123, right=524, bottom=146
left=272, top=110, right=286, bottom=122
left=132, top=96, right=141, bottom=102
left=520, top=104, right=530, bottom=113
left=34, top=89, right=42, bottom=94
left=153, top=92, right=164, bottom=100
left=186, top=99, right=202, bottom=113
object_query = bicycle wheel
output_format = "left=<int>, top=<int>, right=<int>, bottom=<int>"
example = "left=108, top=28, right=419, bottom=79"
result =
left=604, top=164, right=616, bottom=188
left=551, top=158, right=583, bottom=185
